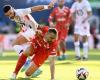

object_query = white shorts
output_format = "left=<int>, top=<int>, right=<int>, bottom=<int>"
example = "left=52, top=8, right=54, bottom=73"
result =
left=20, top=28, right=35, bottom=41
left=74, top=23, right=90, bottom=36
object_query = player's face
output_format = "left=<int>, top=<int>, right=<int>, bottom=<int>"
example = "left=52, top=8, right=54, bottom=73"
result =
left=44, top=32, right=57, bottom=43
left=58, top=0, right=64, bottom=7
left=78, top=0, right=82, bottom=2
left=4, top=8, right=15, bottom=19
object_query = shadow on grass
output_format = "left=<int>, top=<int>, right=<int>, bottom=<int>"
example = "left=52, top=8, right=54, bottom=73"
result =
left=68, top=54, right=100, bottom=61
left=0, top=55, right=18, bottom=61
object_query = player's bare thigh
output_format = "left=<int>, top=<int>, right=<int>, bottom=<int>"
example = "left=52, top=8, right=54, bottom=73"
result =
left=82, top=35, right=88, bottom=43
left=74, top=34, right=80, bottom=42
left=23, top=44, right=34, bottom=56
left=12, top=34, right=28, bottom=46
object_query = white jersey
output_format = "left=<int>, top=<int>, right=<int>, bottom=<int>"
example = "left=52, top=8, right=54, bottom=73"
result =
left=71, top=0, right=92, bottom=25
left=11, top=8, right=39, bottom=41
left=12, top=8, right=38, bottom=31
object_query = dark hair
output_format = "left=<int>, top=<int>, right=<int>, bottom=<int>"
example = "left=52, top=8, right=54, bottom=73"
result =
left=48, top=28, right=57, bottom=35
left=3, top=5, right=12, bottom=13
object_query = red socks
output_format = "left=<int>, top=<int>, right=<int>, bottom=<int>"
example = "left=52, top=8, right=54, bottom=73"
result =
left=13, top=53, right=27, bottom=75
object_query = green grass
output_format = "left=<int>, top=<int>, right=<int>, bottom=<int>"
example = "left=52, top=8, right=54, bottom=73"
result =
left=0, top=49, right=100, bottom=80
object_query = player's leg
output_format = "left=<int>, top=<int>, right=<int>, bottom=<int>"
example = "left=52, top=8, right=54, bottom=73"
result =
left=82, top=24, right=90, bottom=60
left=49, top=53, right=56, bottom=80
left=25, top=52, right=44, bottom=78
left=56, top=44, right=63, bottom=60
left=56, top=32, right=63, bottom=60
left=60, top=29, right=69, bottom=60
left=82, top=35, right=88, bottom=60
left=60, top=40, right=67, bottom=60
left=12, top=28, right=35, bottom=55
left=74, top=34, right=81, bottom=60
left=12, top=34, right=28, bottom=55
left=74, top=25, right=81, bottom=60
left=11, top=44, right=34, bottom=79
left=25, top=62, right=38, bottom=78
left=31, top=68, right=42, bottom=78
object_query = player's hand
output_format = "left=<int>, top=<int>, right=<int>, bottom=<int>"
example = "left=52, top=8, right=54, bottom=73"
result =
left=36, top=30, right=42, bottom=36
left=82, top=20, right=86, bottom=24
left=48, top=2, right=54, bottom=9
left=65, top=23, right=70, bottom=30
left=49, top=22, right=55, bottom=28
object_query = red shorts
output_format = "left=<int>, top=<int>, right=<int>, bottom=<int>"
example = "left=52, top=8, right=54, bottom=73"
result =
left=31, top=49, right=49, bottom=67
left=57, top=28, right=68, bottom=41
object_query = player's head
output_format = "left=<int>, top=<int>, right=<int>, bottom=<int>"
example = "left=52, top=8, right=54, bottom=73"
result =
left=58, top=0, right=65, bottom=8
left=3, top=5, right=15, bottom=19
left=77, top=0, right=83, bottom=2
left=44, top=28, right=58, bottom=43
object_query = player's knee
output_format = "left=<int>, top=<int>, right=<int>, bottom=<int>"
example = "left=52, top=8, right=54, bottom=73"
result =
left=25, top=71, right=32, bottom=76
left=74, top=41, right=80, bottom=46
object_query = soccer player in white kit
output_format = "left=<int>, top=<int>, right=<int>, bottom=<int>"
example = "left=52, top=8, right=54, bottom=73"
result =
left=3, top=4, right=53, bottom=56
left=71, top=0, right=92, bottom=60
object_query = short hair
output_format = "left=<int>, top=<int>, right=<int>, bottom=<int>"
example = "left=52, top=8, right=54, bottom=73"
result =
left=3, top=5, right=12, bottom=13
left=48, top=28, right=58, bottom=35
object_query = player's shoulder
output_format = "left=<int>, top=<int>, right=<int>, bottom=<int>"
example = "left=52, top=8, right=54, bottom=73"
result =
left=64, top=6, right=70, bottom=9
left=83, top=0, right=90, bottom=5
left=15, top=9, right=24, bottom=16
left=72, top=1, right=78, bottom=6
left=38, top=25, right=49, bottom=32
left=52, top=40, right=59, bottom=46
left=53, top=7, right=59, bottom=12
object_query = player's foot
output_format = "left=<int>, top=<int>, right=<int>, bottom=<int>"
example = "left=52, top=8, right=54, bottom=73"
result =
left=31, top=69, right=42, bottom=77
left=21, top=59, right=30, bottom=72
left=61, top=54, right=67, bottom=60
left=10, top=73, right=16, bottom=80
left=75, top=56, right=81, bottom=60
left=57, top=56, right=63, bottom=60
left=82, top=57, right=88, bottom=61
left=51, top=79, right=55, bottom=80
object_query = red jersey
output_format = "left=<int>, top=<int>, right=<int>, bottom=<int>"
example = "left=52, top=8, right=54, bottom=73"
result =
left=49, top=6, right=71, bottom=40
left=49, top=6, right=71, bottom=29
left=31, top=26, right=58, bottom=67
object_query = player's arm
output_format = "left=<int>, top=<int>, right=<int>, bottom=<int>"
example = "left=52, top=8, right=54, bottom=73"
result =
left=82, top=1, right=92, bottom=23
left=48, top=9, right=56, bottom=28
left=21, top=0, right=57, bottom=15
left=82, top=11, right=92, bottom=23
left=30, top=0, right=57, bottom=12
left=70, top=2, right=76, bottom=23
left=65, top=8, right=72, bottom=29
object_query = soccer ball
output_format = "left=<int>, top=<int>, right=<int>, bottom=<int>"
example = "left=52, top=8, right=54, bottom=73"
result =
left=76, top=68, right=89, bottom=80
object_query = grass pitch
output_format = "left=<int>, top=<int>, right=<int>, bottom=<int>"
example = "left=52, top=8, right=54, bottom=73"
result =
left=0, top=49, right=100, bottom=80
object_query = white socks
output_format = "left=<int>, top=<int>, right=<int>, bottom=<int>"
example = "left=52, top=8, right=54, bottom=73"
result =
left=83, top=42, right=88, bottom=58
left=74, top=41, right=80, bottom=57
left=13, top=45, right=23, bottom=56
left=74, top=41, right=89, bottom=58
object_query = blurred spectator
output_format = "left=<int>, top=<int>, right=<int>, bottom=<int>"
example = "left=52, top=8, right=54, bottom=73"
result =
left=90, top=25, right=99, bottom=48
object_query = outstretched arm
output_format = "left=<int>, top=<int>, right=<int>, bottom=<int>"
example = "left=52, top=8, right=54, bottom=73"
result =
left=30, top=0, right=57, bottom=12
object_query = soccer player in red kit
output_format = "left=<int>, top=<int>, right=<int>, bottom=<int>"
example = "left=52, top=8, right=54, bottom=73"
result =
left=48, top=0, right=72, bottom=60
left=11, top=26, right=58, bottom=79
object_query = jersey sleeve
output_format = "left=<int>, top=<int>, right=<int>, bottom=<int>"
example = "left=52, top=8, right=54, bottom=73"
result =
left=85, top=1, right=92, bottom=12
left=50, top=40, right=58, bottom=53
left=71, top=2, right=76, bottom=13
left=41, top=26, right=49, bottom=34
left=19, top=8, right=32, bottom=15
left=48, top=8, right=56, bottom=22
left=65, top=7, right=72, bottom=24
